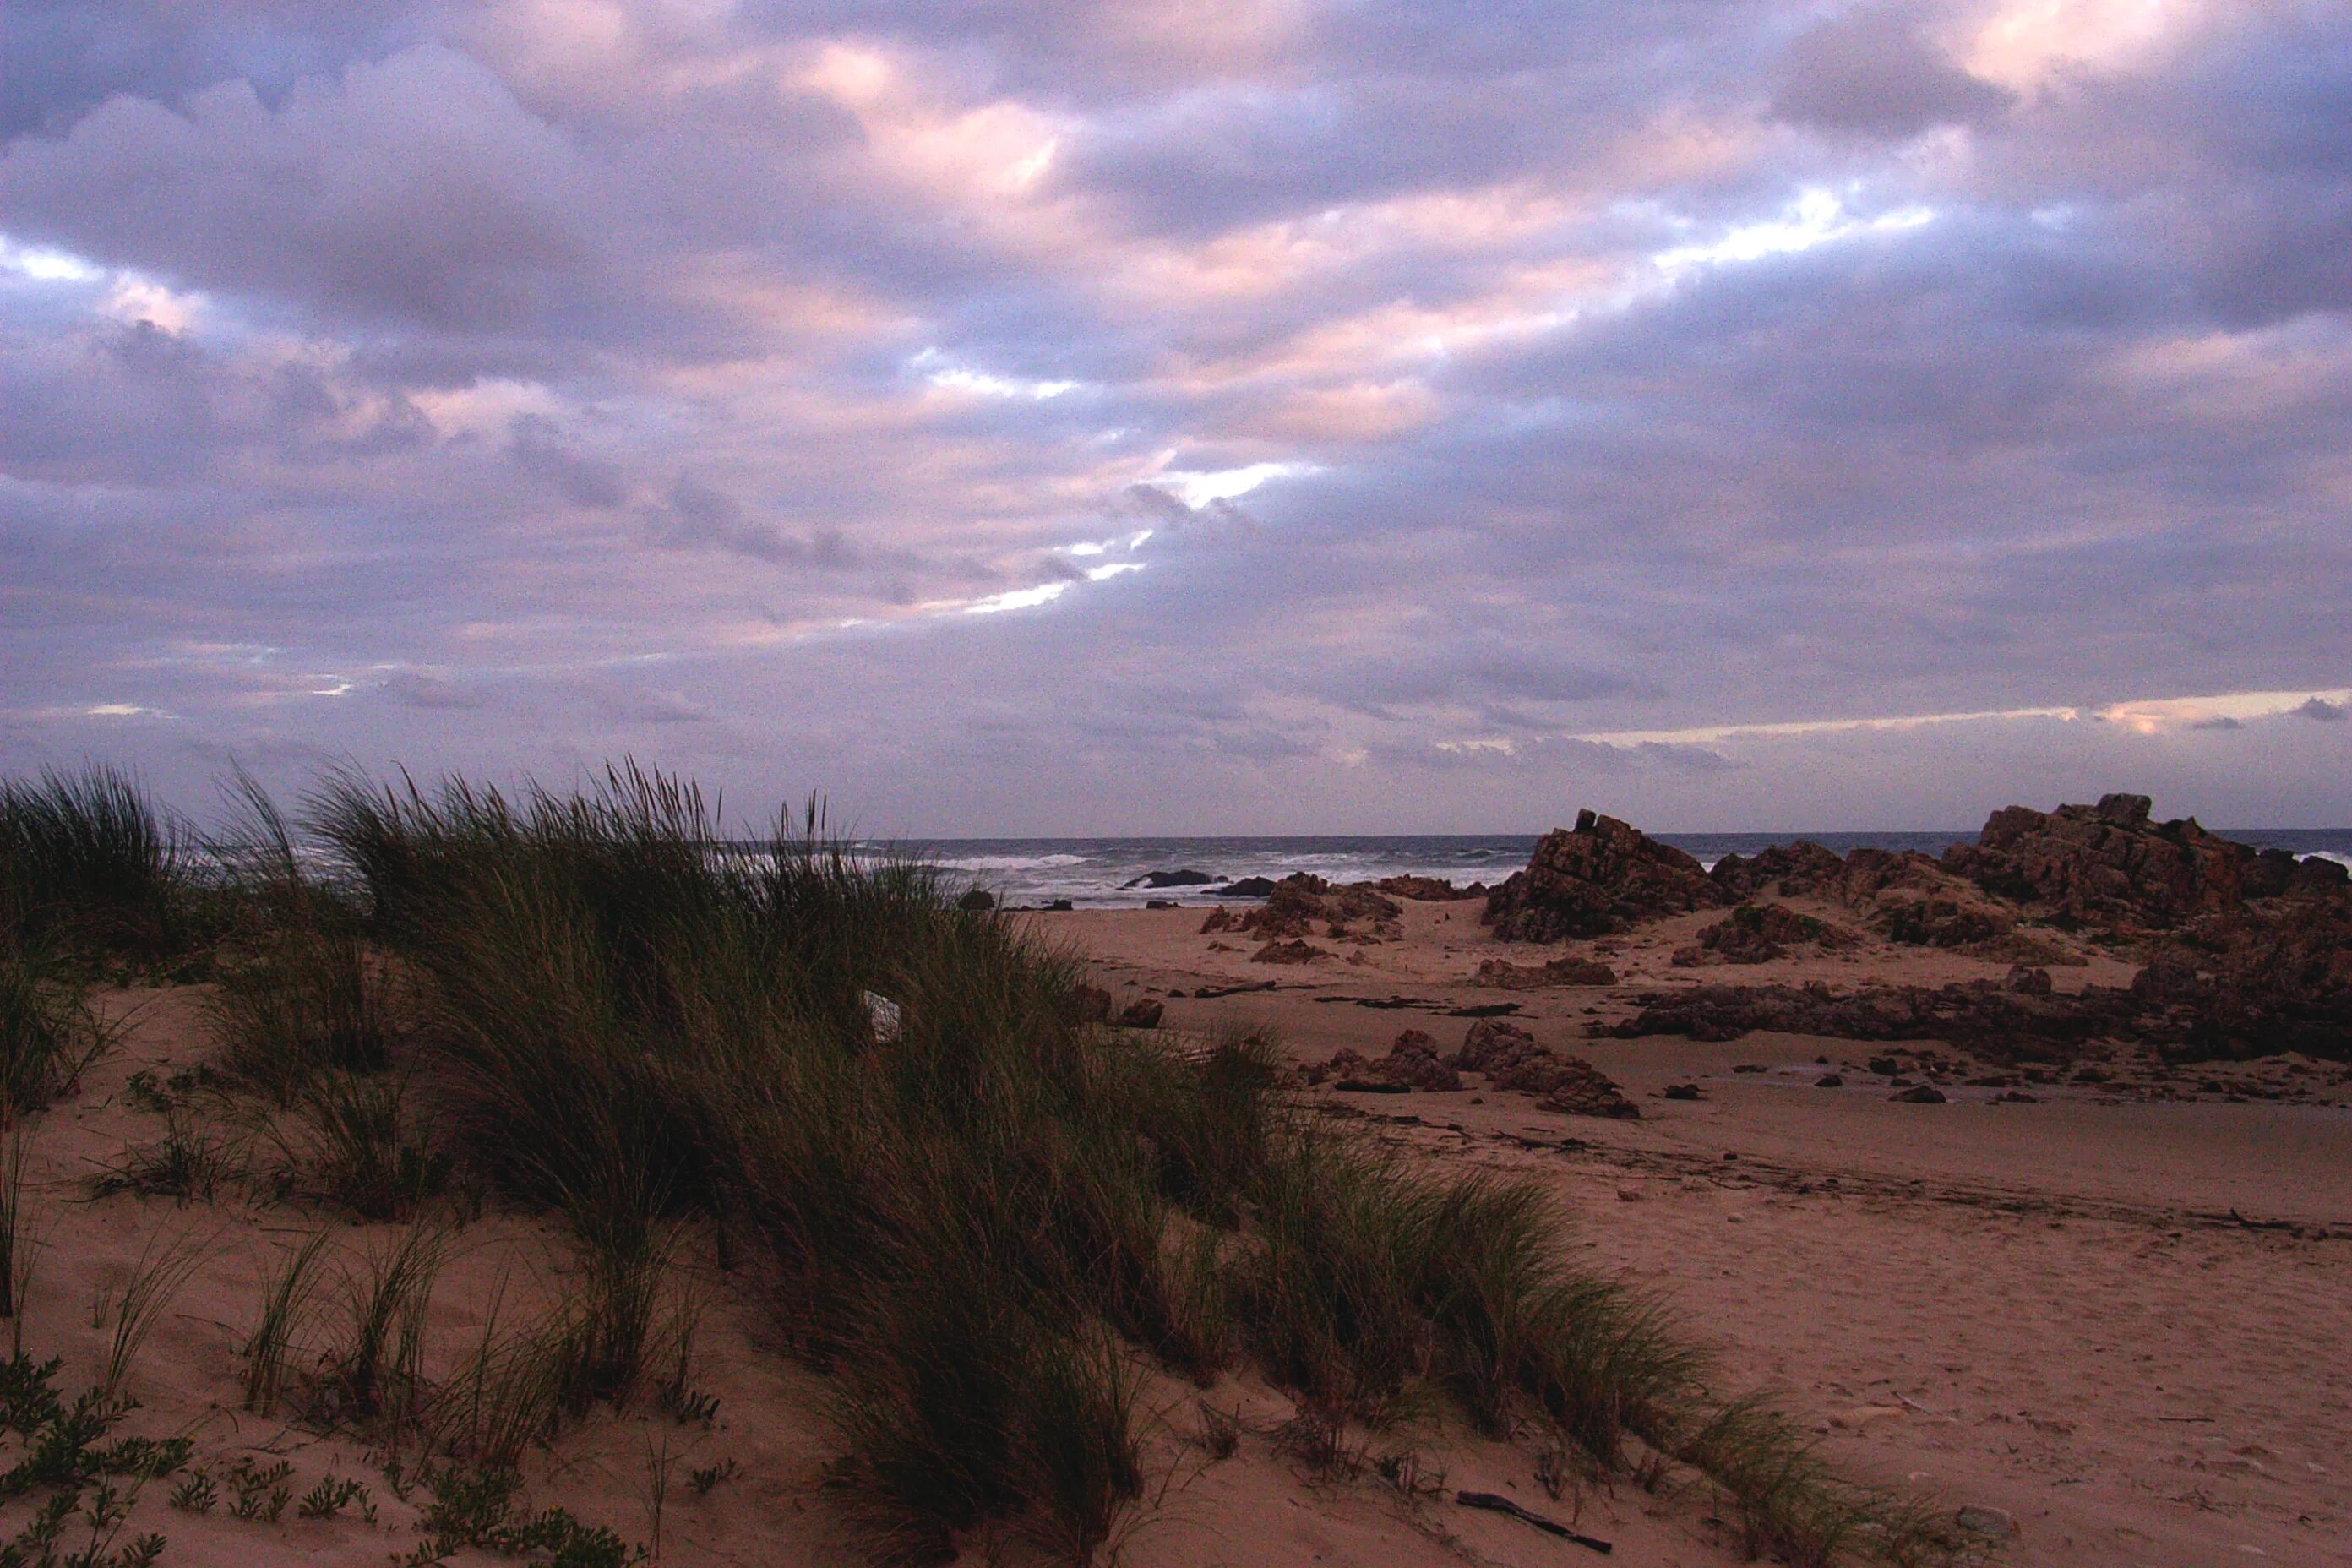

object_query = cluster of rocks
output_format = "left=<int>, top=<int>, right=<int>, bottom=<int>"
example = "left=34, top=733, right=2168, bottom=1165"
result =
left=1454, top=1019, right=1643, bottom=1118
left=1604, top=950, right=2352, bottom=1063
left=1600, top=972, right=2104, bottom=1056
left=1070, top=985, right=1168, bottom=1029
left=1672, top=902, right=1859, bottom=966
left=1481, top=810, right=1723, bottom=940
left=1473, top=955, right=1619, bottom=988
left=1306, top=1020, right=1642, bottom=1119
left=1306, top=1029, right=1462, bottom=1092
left=1203, top=873, right=1405, bottom=950
left=1476, top=792, right=2352, bottom=1063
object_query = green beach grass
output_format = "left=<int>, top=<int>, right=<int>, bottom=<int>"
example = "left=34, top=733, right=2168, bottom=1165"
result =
left=3, top=761, right=1948, bottom=1565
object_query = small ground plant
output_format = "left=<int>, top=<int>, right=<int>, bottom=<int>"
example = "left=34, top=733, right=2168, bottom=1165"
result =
left=0, top=1353, right=190, bottom=1566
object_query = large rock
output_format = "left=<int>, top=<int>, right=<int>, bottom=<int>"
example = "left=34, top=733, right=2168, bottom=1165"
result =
left=1482, top=810, right=1723, bottom=941
left=1123, top=868, right=1217, bottom=889
left=1709, top=841, right=1847, bottom=900
left=1446, top=1020, right=1638, bottom=1116
left=1942, top=793, right=2329, bottom=932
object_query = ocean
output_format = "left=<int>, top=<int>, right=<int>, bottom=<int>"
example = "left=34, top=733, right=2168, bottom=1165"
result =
left=882, top=829, right=2352, bottom=910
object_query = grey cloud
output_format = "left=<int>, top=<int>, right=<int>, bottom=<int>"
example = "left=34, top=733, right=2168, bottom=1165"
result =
left=2292, top=697, right=2348, bottom=723
left=378, top=672, right=487, bottom=710
left=1, top=45, right=600, bottom=331
left=1770, top=8, right=2012, bottom=137
left=653, top=478, right=860, bottom=569
left=508, top=419, right=627, bottom=509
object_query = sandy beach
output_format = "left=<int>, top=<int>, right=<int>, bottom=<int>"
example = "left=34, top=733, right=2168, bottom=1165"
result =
left=1039, top=892, right=2352, bottom=1567
left=2, top=890, right=2333, bottom=1568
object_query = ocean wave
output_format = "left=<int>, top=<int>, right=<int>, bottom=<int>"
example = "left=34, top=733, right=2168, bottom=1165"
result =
left=935, top=852, right=1092, bottom=872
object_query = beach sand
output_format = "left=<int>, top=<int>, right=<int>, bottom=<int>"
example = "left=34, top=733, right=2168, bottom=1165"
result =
left=19, top=897, right=2348, bottom=1566
left=1047, top=899, right=2352, bottom=1567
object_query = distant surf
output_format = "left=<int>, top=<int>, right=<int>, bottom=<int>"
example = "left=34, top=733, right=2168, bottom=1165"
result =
left=878, top=829, right=2352, bottom=909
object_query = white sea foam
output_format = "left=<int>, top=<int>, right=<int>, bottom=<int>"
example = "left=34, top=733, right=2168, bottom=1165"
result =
left=934, top=853, right=1090, bottom=871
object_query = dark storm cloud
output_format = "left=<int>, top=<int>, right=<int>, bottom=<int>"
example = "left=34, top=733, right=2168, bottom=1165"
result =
left=3, top=0, right=2349, bottom=830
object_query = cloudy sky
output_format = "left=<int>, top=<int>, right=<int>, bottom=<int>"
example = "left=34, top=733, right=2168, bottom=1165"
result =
left=3, top=0, right=2348, bottom=833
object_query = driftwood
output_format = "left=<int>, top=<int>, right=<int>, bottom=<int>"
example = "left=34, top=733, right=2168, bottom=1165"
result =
left=1455, top=1490, right=1613, bottom=1554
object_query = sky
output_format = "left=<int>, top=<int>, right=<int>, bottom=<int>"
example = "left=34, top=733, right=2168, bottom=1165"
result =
left=3, top=0, right=2349, bottom=835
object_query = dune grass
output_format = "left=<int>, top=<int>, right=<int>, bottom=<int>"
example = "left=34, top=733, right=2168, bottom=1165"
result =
left=201, top=771, right=390, bottom=1102
left=285, top=761, right=1941, bottom=1565
left=0, top=942, right=124, bottom=1116
left=276, top=1070, right=449, bottom=1221
left=242, top=1230, right=335, bottom=1416
left=0, top=767, right=196, bottom=966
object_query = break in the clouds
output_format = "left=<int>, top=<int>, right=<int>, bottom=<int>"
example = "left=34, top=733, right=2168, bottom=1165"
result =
left=3, top=0, right=2348, bottom=833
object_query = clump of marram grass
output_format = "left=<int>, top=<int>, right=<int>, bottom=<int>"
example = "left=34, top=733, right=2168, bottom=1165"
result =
left=0, top=766, right=195, bottom=965
left=242, top=1230, right=335, bottom=1416
left=201, top=771, right=391, bottom=1102
left=305, top=1222, right=447, bottom=1444
left=91, top=1105, right=247, bottom=1203
left=275, top=1070, right=449, bottom=1221
left=295, top=761, right=1941, bottom=1566
left=0, top=945, right=123, bottom=1115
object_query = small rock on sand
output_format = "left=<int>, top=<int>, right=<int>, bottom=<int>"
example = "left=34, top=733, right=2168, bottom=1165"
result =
left=1954, top=1505, right=2018, bottom=1538
left=1890, top=1083, right=1948, bottom=1103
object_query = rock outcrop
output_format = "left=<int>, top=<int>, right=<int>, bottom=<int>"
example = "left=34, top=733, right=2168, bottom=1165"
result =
left=1482, top=810, right=1723, bottom=941
left=1709, top=839, right=2016, bottom=948
left=1123, top=868, right=1217, bottom=889
left=1944, top=792, right=2346, bottom=932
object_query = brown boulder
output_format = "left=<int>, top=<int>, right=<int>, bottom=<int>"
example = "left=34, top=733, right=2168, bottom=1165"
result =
left=1117, top=998, right=1166, bottom=1028
left=1251, top=939, right=1327, bottom=964
left=1538, top=1059, right=1642, bottom=1119
left=1482, top=810, right=1723, bottom=942
left=1446, top=1020, right=1637, bottom=1115
left=1838, top=848, right=2016, bottom=946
